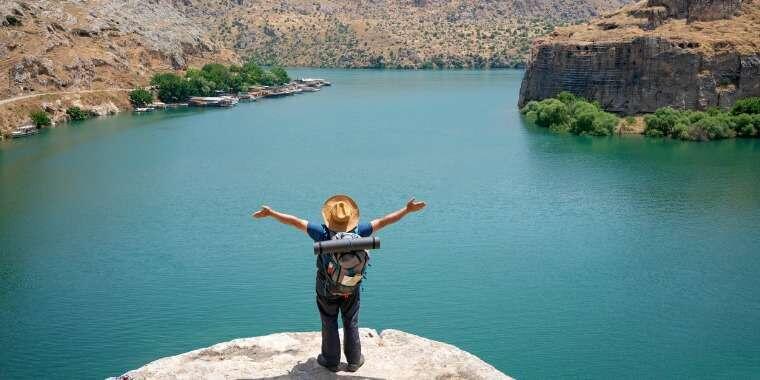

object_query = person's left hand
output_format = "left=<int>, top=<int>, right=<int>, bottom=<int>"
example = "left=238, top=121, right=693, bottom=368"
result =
left=252, top=205, right=273, bottom=218
left=406, top=197, right=426, bottom=212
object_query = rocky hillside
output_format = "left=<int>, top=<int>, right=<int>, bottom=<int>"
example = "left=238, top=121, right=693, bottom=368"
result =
left=518, top=0, right=760, bottom=114
left=0, top=0, right=633, bottom=99
left=110, top=328, right=512, bottom=380
left=201, top=0, right=633, bottom=69
left=0, top=0, right=237, bottom=99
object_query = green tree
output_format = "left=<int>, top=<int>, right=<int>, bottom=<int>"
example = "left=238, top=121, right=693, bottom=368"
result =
left=242, top=61, right=265, bottom=84
left=269, top=66, right=290, bottom=85
left=731, top=113, right=756, bottom=137
left=569, top=102, right=598, bottom=135
left=534, top=99, right=570, bottom=129
left=259, top=72, right=277, bottom=86
left=129, top=88, right=154, bottom=107
left=731, top=97, right=760, bottom=115
left=30, top=110, right=51, bottom=127
left=644, top=107, right=688, bottom=137
left=556, top=91, right=578, bottom=106
left=229, top=74, right=247, bottom=93
left=151, top=73, right=191, bottom=103
left=66, top=106, right=90, bottom=121
left=187, top=76, right=215, bottom=97
left=201, top=63, right=232, bottom=92
left=688, top=115, right=735, bottom=141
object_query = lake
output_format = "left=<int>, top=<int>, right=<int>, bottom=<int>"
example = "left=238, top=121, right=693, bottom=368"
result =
left=1, top=69, right=759, bottom=379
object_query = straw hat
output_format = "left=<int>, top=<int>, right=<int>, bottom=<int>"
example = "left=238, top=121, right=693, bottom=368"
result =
left=321, top=194, right=360, bottom=232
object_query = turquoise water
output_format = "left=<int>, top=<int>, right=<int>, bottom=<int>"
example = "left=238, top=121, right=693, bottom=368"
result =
left=1, top=69, right=759, bottom=379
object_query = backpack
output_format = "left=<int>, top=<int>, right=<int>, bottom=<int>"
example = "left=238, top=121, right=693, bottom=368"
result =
left=321, top=230, right=369, bottom=296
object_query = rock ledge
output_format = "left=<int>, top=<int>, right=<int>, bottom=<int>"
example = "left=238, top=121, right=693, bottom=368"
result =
left=110, top=328, right=512, bottom=380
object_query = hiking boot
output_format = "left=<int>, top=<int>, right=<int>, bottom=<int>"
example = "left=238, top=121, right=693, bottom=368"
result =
left=317, top=354, right=339, bottom=372
left=346, top=355, right=365, bottom=372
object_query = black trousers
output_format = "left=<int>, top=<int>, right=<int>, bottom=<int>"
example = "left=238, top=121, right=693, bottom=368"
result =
left=316, top=288, right=361, bottom=366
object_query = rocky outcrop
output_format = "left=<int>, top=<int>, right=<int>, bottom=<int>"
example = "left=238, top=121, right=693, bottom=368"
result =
left=685, top=0, right=744, bottom=21
left=0, top=90, right=132, bottom=137
left=649, top=0, right=743, bottom=21
left=109, top=328, right=512, bottom=380
left=518, top=0, right=760, bottom=114
left=0, top=0, right=237, bottom=98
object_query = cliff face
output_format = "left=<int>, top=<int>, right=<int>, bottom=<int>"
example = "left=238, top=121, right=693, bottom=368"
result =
left=518, top=0, right=760, bottom=115
left=0, top=0, right=238, bottom=99
left=109, top=328, right=512, bottom=380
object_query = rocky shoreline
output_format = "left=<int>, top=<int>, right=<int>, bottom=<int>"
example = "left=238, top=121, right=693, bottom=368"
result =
left=0, top=90, right=132, bottom=139
left=109, top=328, right=512, bottom=380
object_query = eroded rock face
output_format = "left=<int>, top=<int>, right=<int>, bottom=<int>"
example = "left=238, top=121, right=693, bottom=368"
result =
left=686, top=0, right=743, bottom=21
left=0, top=0, right=235, bottom=98
left=519, top=38, right=760, bottom=114
left=518, top=0, right=760, bottom=114
left=646, top=0, right=743, bottom=21
left=109, top=328, right=512, bottom=380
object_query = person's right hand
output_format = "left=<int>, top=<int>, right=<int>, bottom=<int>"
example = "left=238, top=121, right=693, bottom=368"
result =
left=252, top=205, right=272, bottom=218
left=405, top=197, right=426, bottom=212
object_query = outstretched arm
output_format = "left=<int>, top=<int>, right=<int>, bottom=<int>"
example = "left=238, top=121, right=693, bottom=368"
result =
left=370, top=197, right=426, bottom=233
left=252, top=205, right=308, bottom=233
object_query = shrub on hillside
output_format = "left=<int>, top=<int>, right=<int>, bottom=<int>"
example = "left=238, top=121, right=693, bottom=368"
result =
left=644, top=98, right=760, bottom=141
left=66, top=106, right=91, bottom=121
left=644, top=107, right=689, bottom=137
left=732, top=113, right=760, bottom=137
left=687, top=114, right=736, bottom=141
left=129, top=88, right=154, bottom=107
left=30, top=110, right=51, bottom=127
left=731, top=97, right=760, bottom=115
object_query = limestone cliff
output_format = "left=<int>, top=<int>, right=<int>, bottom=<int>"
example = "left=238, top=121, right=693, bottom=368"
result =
left=518, top=0, right=760, bottom=115
left=109, top=328, right=512, bottom=380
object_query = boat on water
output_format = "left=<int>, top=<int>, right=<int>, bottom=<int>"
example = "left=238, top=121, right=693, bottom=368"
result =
left=298, top=85, right=320, bottom=92
left=11, top=125, right=39, bottom=138
left=134, top=107, right=155, bottom=112
left=298, top=78, right=331, bottom=87
left=264, top=88, right=295, bottom=98
left=188, top=96, right=239, bottom=107
left=222, top=96, right=239, bottom=106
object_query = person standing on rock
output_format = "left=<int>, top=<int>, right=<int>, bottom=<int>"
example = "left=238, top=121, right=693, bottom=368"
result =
left=252, top=194, right=426, bottom=372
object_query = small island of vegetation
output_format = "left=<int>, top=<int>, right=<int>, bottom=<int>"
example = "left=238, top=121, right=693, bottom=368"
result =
left=521, top=94, right=760, bottom=141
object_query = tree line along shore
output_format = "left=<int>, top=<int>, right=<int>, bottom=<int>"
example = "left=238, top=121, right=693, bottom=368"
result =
left=7, top=64, right=330, bottom=139
left=521, top=93, right=760, bottom=142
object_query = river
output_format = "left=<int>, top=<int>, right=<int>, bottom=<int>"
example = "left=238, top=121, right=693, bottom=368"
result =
left=1, top=69, right=759, bottom=379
